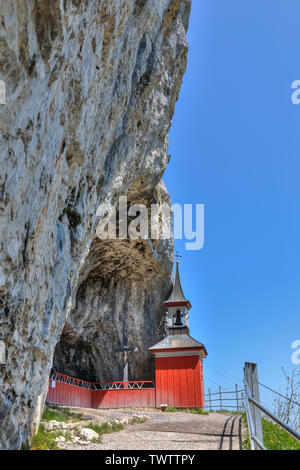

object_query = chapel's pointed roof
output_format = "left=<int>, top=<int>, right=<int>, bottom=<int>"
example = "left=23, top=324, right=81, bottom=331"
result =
left=164, top=261, right=191, bottom=309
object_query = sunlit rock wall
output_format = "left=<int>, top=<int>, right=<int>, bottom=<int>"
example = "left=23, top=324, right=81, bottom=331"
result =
left=0, top=0, right=191, bottom=449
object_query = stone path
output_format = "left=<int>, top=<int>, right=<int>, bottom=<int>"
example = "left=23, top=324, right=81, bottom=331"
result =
left=60, top=408, right=245, bottom=451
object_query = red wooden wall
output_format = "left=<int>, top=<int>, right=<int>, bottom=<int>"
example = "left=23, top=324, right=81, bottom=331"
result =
left=46, top=354, right=205, bottom=410
left=47, top=380, right=92, bottom=408
left=91, top=389, right=155, bottom=409
left=46, top=380, right=155, bottom=409
left=155, top=355, right=204, bottom=408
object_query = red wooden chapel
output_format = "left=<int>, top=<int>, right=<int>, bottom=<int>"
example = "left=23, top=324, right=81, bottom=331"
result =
left=47, top=261, right=207, bottom=409
left=149, top=260, right=207, bottom=408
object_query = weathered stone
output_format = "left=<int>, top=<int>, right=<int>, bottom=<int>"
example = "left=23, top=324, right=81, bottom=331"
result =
left=42, top=420, right=57, bottom=432
left=80, top=428, right=99, bottom=441
left=0, top=0, right=191, bottom=449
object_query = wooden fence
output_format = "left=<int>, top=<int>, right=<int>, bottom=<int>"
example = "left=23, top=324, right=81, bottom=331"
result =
left=205, top=384, right=244, bottom=412
left=46, top=373, right=156, bottom=409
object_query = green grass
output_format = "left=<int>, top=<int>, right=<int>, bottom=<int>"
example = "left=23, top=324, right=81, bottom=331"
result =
left=241, top=412, right=251, bottom=450
left=31, top=405, right=86, bottom=450
left=242, top=413, right=300, bottom=450
left=86, top=422, right=124, bottom=444
left=31, top=424, right=73, bottom=450
left=87, top=422, right=124, bottom=435
left=31, top=419, right=125, bottom=449
left=214, top=409, right=243, bottom=415
left=32, top=405, right=148, bottom=449
left=86, top=417, right=147, bottom=444
left=166, top=407, right=209, bottom=415
left=262, top=417, right=300, bottom=450
left=31, top=425, right=62, bottom=450
left=129, top=416, right=147, bottom=425
left=64, top=431, right=73, bottom=442
left=42, top=404, right=84, bottom=422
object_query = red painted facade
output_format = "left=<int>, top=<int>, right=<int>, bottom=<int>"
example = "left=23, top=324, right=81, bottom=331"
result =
left=154, top=354, right=205, bottom=408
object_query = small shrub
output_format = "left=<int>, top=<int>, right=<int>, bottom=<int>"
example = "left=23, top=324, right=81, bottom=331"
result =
left=189, top=408, right=209, bottom=415
left=215, top=409, right=242, bottom=415
left=165, top=407, right=209, bottom=415
left=129, top=417, right=147, bottom=425
left=86, top=421, right=124, bottom=436
left=165, top=407, right=178, bottom=412
left=43, top=404, right=84, bottom=422
left=241, top=412, right=251, bottom=450
left=64, top=431, right=73, bottom=442
left=31, top=425, right=61, bottom=450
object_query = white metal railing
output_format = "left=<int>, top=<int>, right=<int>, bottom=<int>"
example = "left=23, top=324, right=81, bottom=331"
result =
left=205, top=363, right=300, bottom=451
left=50, top=371, right=155, bottom=391
left=243, top=377, right=300, bottom=450
left=50, top=372, right=91, bottom=389
left=91, top=380, right=155, bottom=390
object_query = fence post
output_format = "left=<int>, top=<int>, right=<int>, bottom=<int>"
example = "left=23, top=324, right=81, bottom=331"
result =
left=208, top=388, right=212, bottom=410
left=244, top=362, right=263, bottom=449
left=235, top=384, right=239, bottom=412
left=219, top=386, right=223, bottom=411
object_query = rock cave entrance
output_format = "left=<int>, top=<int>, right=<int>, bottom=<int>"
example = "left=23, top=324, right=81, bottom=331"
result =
left=53, top=235, right=172, bottom=383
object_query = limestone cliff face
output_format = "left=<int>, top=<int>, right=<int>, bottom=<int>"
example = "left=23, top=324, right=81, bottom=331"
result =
left=53, top=181, right=174, bottom=383
left=0, top=0, right=191, bottom=449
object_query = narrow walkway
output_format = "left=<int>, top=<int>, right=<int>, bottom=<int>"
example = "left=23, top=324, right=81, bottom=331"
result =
left=62, top=409, right=244, bottom=450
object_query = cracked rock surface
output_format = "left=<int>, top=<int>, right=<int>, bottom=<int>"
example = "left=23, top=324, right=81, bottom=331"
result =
left=0, top=0, right=191, bottom=449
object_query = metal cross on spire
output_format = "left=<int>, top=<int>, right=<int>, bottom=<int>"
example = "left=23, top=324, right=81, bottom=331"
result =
left=114, top=328, right=138, bottom=384
left=175, top=251, right=182, bottom=263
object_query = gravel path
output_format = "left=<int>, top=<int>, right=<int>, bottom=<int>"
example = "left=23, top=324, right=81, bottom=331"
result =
left=60, top=408, right=244, bottom=451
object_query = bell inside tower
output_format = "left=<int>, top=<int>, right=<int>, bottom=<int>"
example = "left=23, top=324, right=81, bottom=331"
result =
left=174, top=309, right=183, bottom=326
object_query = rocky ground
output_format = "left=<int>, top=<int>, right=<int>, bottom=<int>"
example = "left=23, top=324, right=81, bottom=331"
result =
left=40, top=407, right=149, bottom=448
left=49, top=407, right=245, bottom=451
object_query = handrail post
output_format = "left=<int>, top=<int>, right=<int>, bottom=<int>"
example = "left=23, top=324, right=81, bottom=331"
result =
left=209, top=388, right=212, bottom=411
left=219, top=386, right=222, bottom=411
left=235, top=384, right=239, bottom=412
left=244, top=362, right=263, bottom=449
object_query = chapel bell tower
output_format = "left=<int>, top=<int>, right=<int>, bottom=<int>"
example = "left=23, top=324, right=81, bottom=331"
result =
left=164, top=260, right=192, bottom=332
left=149, top=260, right=207, bottom=409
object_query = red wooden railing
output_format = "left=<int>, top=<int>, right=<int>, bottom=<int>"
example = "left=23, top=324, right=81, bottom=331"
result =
left=50, top=372, right=91, bottom=388
left=47, top=372, right=156, bottom=409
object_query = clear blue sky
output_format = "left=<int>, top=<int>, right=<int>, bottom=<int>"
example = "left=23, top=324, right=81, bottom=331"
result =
left=164, top=0, right=300, bottom=408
